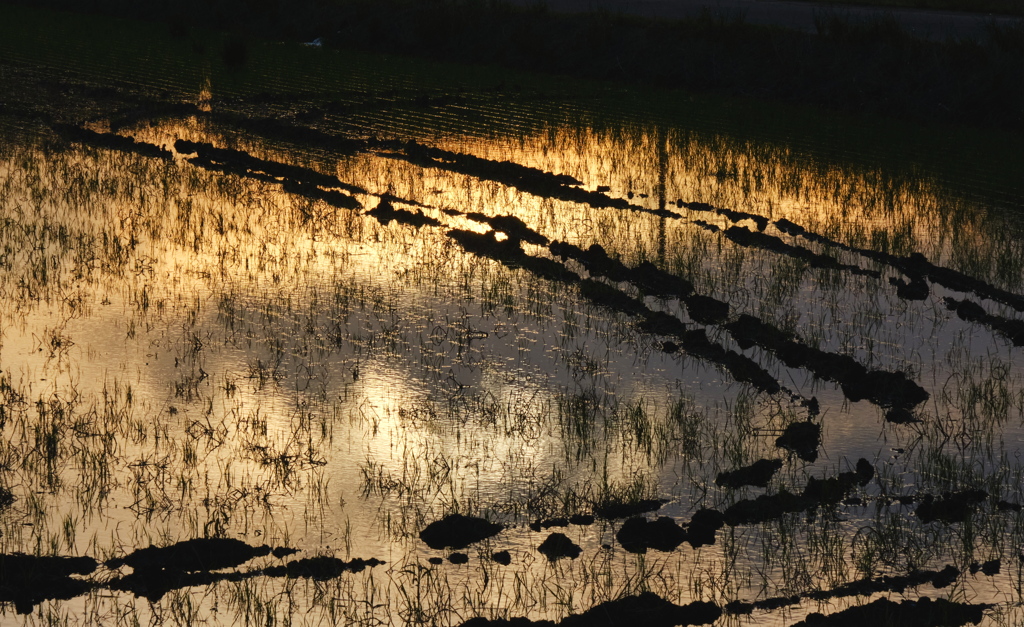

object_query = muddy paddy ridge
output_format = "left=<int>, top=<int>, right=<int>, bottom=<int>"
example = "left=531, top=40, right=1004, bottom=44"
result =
left=2, top=11, right=1024, bottom=626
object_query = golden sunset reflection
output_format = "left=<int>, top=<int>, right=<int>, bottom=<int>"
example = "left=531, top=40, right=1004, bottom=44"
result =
left=0, top=63, right=1023, bottom=624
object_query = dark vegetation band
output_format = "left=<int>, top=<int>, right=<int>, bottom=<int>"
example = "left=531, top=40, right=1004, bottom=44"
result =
left=5, top=0, right=1023, bottom=131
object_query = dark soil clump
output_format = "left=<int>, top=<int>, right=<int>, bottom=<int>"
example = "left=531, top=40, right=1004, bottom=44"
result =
left=725, top=313, right=929, bottom=415
left=775, top=421, right=822, bottom=462
left=915, top=490, right=989, bottom=524
left=791, top=596, right=989, bottom=627
left=970, top=559, right=1000, bottom=576
left=460, top=593, right=720, bottom=626
left=537, top=533, right=582, bottom=561
left=616, top=516, right=688, bottom=553
left=724, top=226, right=879, bottom=277
left=723, top=460, right=874, bottom=525
left=529, top=517, right=569, bottom=531
left=419, top=514, right=504, bottom=550
left=464, top=212, right=548, bottom=245
left=716, top=459, right=783, bottom=489
left=594, top=498, right=666, bottom=520
left=0, top=553, right=97, bottom=614
left=55, top=124, right=173, bottom=160
left=944, top=297, right=1024, bottom=345
left=105, top=538, right=272, bottom=573
left=366, top=199, right=440, bottom=227
left=491, top=550, right=512, bottom=565
left=686, top=508, right=726, bottom=547
left=264, top=556, right=384, bottom=580
left=615, top=508, right=725, bottom=553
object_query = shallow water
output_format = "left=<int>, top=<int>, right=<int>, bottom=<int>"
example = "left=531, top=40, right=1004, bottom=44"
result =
left=1, top=10, right=1024, bottom=626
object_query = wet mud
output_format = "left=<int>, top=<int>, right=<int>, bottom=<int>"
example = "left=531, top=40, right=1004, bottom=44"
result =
left=722, top=459, right=873, bottom=525
left=715, top=458, right=784, bottom=489
left=537, top=532, right=582, bottom=560
left=491, top=550, right=512, bottom=566
left=616, top=508, right=725, bottom=553
left=915, top=489, right=989, bottom=524
left=57, top=125, right=946, bottom=422
left=726, top=314, right=929, bottom=421
left=460, top=593, right=721, bottom=626
left=722, top=226, right=881, bottom=278
left=0, top=553, right=97, bottom=614
left=944, top=297, right=1024, bottom=346
left=682, top=201, right=769, bottom=231
left=791, top=596, right=989, bottom=627
left=367, top=199, right=441, bottom=227
left=774, top=420, right=822, bottom=462
left=0, top=539, right=383, bottom=611
left=455, top=210, right=550, bottom=246
left=174, top=138, right=365, bottom=209
left=55, top=124, right=173, bottom=160
left=616, top=516, right=688, bottom=553
left=105, top=537, right=274, bottom=572
left=419, top=514, right=505, bottom=550
left=727, top=565, right=962, bottom=615
left=449, top=230, right=783, bottom=396
left=774, top=218, right=1024, bottom=313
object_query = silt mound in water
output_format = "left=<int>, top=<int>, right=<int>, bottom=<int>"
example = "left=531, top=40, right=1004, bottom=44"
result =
left=419, top=514, right=504, bottom=550
left=460, top=592, right=721, bottom=626
left=791, top=596, right=989, bottom=626
left=537, top=533, right=582, bottom=561
left=0, top=553, right=98, bottom=614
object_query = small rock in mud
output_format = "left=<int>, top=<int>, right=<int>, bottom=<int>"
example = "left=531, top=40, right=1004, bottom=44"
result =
left=537, top=533, right=582, bottom=561
left=715, top=459, right=783, bottom=489
left=491, top=550, right=512, bottom=565
left=419, top=514, right=504, bottom=550
left=428, top=557, right=444, bottom=565
left=568, top=514, right=595, bottom=526
left=616, top=516, right=687, bottom=553
left=448, top=552, right=469, bottom=565
left=775, top=421, right=821, bottom=462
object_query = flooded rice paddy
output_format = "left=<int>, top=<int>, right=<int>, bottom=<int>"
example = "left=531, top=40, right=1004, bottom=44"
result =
left=2, top=15, right=1024, bottom=626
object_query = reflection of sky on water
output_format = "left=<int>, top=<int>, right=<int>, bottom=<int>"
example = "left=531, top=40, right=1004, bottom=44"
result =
left=1, top=82, right=1024, bottom=623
